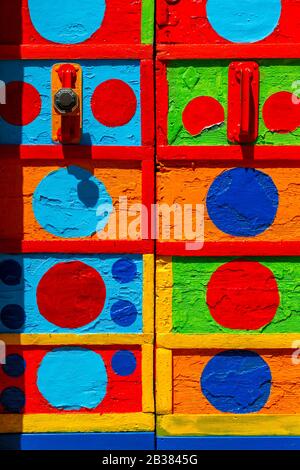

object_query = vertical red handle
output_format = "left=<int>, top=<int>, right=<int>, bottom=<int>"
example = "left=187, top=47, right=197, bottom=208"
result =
left=56, top=65, right=78, bottom=144
left=228, top=61, right=259, bottom=144
left=240, top=67, right=252, bottom=136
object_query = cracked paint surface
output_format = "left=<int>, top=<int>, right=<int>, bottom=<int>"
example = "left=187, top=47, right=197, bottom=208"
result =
left=167, top=60, right=300, bottom=146
left=157, top=166, right=300, bottom=242
left=0, top=160, right=142, bottom=241
left=173, top=350, right=300, bottom=414
left=172, top=257, right=300, bottom=334
left=0, top=254, right=143, bottom=334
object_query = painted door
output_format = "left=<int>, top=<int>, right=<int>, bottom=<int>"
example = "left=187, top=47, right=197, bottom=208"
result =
left=0, top=0, right=155, bottom=450
left=156, top=0, right=300, bottom=450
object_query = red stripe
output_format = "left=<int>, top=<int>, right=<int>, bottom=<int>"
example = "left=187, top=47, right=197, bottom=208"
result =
left=157, top=241, right=300, bottom=257
left=0, top=240, right=154, bottom=254
left=0, top=45, right=153, bottom=60
left=157, top=44, right=300, bottom=60
left=141, top=59, right=155, bottom=146
left=157, top=145, right=300, bottom=165
left=142, top=159, right=155, bottom=239
left=156, top=60, right=169, bottom=146
left=1, top=145, right=153, bottom=161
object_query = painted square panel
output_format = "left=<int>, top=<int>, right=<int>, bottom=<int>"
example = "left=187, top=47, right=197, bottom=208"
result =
left=0, top=160, right=144, bottom=242
left=157, top=0, right=300, bottom=47
left=157, top=165, right=300, bottom=243
left=0, top=0, right=153, bottom=45
left=163, top=60, right=300, bottom=146
left=156, top=347, right=300, bottom=437
left=172, top=349, right=300, bottom=415
left=157, top=256, right=300, bottom=334
left=0, top=345, right=142, bottom=414
left=0, top=60, right=141, bottom=146
left=0, top=254, right=146, bottom=334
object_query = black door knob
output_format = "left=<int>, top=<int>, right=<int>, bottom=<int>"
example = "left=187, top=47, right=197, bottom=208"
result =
left=54, top=88, right=79, bottom=114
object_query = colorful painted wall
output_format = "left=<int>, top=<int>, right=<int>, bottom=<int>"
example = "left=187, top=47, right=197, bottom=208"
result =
left=0, top=0, right=300, bottom=451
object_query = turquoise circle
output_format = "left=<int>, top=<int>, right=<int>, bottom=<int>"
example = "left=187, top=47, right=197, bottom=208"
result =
left=37, top=347, right=107, bottom=410
left=206, top=0, right=281, bottom=43
left=33, top=166, right=113, bottom=238
left=28, top=0, right=106, bottom=44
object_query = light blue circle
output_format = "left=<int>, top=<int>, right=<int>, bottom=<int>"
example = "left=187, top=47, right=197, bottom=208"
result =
left=206, top=0, right=281, bottom=43
left=33, top=166, right=113, bottom=238
left=37, top=347, right=107, bottom=410
left=28, top=0, right=106, bottom=44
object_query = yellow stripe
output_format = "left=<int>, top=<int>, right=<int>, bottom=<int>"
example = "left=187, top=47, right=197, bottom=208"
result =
left=156, top=257, right=173, bottom=334
left=0, top=334, right=153, bottom=346
left=0, top=413, right=154, bottom=434
left=157, top=414, right=300, bottom=436
left=142, top=344, right=154, bottom=413
left=156, top=348, right=173, bottom=414
left=157, top=333, right=300, bottom=350
left=143, top=254, right=154, bottom=335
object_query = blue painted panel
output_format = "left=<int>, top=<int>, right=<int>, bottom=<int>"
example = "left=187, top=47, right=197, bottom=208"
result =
left=28, top=0, right=106, bottom=45
left=0, top=60, right=141, bottom=145
left=0, top=254, right=143, bottom=334
left=157, top=437, right=300, bottom=450
left=0, top=433, right=155, bottom=450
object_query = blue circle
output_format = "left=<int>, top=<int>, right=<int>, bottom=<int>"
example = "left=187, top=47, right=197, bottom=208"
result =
left=111, top=350, right=137, bottom=376
left=112, top=258, right=137, bottom=284
left=33, top=166, right=113, bottom=238
left=206, top=0, right=281, bottom=43
left=0, top=305, right=25, bottom=330
left=110, top=300, right=138, bottom=327
left=1, top=387, right=25, bottom=413
left=3, top=354, right=26, bottom=378
left=0, top=260, right=22, bottom=286
left=37, top=347, right=107, bottom=410
left=28, top=0, right=106, bottom=44
left=206, top=168, right=279, bottom=237
left=201, top=350, right=272, bottom=413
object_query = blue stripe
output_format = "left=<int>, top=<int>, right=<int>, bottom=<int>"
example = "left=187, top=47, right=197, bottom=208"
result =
left=157, top=437, right=300, bottom=450
left=0, top=433, right=155, bottom=450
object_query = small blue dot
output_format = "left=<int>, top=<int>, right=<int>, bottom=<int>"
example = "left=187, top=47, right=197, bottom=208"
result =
left=2, top=354, right=25, bottom=378
left=112, top=258, right=137, bottom=284
left=0, top=260, right=22, bottom=285
left=111, top=350, right=137, bottom=376
left=206, top=168, right=279, bottom=237
left=110, top=300, right=138, bottom=327
left=201, top=350, right=272, bottom=413
left=0, top=305, right=25, bottom=330
left=1, top=387, right=25, bottom=413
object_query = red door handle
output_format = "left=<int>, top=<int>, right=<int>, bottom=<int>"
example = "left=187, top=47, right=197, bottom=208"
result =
left=239, top=66, right=252, bottom=136
left=52, top=63, right=82, bottom=145
left=228, top=61, right=259, bottom=144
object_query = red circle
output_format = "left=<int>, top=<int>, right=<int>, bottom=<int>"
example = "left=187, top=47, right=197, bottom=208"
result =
left=37, top=261, right=106, bottom=328
left=206, top=260, right=280, bottom=330
left=182, top=96, right=224, bottom=136
left=0, top=81, right=41, bottom=126
left=263, top=91, right=300, bottom=133
left=91, top=79, right=137, bottom=127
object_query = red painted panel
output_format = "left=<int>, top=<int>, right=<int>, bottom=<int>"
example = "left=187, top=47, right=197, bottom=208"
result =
left=0, top=346, right=142, bottom=414
left=0, top=0, right=141, bottom=46
left=157, top=0, right=300, bottom=46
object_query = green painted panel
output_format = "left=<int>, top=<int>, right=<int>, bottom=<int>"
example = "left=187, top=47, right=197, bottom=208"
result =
left=172, top=257, right=300, bottom=333
left=167, top=60, right=300, bottom=146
